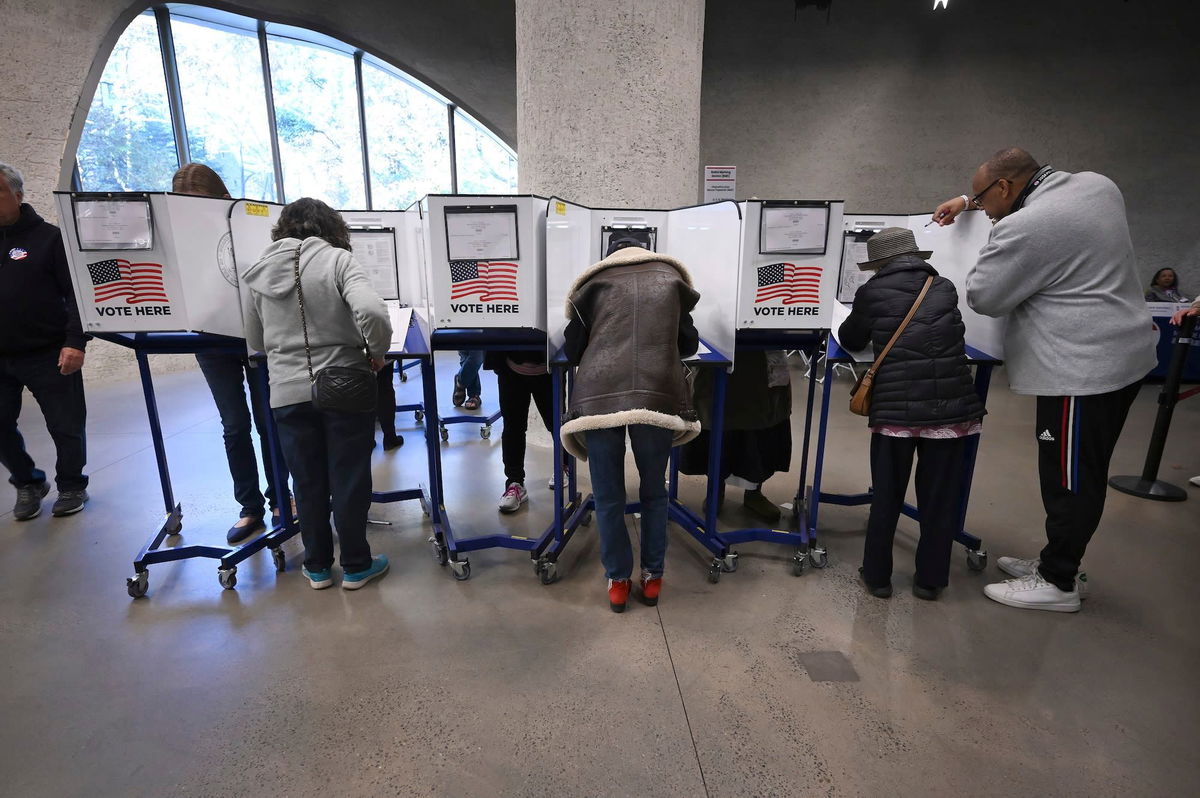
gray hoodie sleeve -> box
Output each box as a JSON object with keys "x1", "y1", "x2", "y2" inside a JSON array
[
  {"x1": 335, "y1": 250, "x2": 392, "y2": 358},
  {"x1": 966, "y1": 218, "x2": 1055, "y2": 318},
  {"x1": 243, "y1": 291, "x2": 265, "y2": 353}
]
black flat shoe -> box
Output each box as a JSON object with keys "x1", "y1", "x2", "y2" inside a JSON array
[
  {"x1": 227, "y1": 516, "x2": 265, "y2": 545},
  {"x1": 383, "y1": 433, "x2": 404, "y2": 450},
  {"x1": 859, "y1": 567, "x2": 893, "y2": 598},
  {"x1": 912, "y1": 583, "x2": 943, "y2": 601}
]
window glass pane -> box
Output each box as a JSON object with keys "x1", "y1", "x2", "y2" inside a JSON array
[
  {"x1": 454, "y1": 110, "x2": 517, "y2": 194},
  {"x1": 172, "y1": 18, "x2": 276, "y2": 201},
  {"x1": 76, "y1": 13, "x2": 178, "y2": 191},
  {"x1": 267, "y1": 37, "x2": 365, "y2": 207},
  {"x1": 362, "y1": 63, "x2": 451, "y2": 209}
]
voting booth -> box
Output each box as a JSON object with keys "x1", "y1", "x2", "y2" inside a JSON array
[
  {"x1": 837, "y1": 210, "x2": 1002, "y2": 357},
  {"x1": 737, "y1": 200, "x2": 845, "y2": 332},
  {"x1": 544, "y1": 198, "x2": 742, "y2": 369},
  {"x1": 422, "y1": 195, "x2": 549, "y2": 331},
  {"x1": 55, "y1": 191, "x2": 242, "y2": 336}
]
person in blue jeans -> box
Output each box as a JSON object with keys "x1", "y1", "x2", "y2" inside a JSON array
[
  {"x1": 453, "y1": 350, "x2": 484, "y2": 410},
  {"x1": 560, "y1": 232, "x2": 700, "y2": 613},
  {"x1": 242, "y1": 198, "x2": 393, "y2": 590},
  {"x1": 173, "y1": 163, "x2": 290, "y2": 544}
]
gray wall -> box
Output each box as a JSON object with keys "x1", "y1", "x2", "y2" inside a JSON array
[{"x1": 701, "y1": 0, "x2": 1200, "y2": 290}]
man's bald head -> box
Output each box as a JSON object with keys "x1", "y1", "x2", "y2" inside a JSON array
[{"x1": 981, "y1": 148, "x2": 1039, "y2": 182}]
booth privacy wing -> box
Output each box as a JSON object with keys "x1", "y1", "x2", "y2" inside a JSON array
[
  {"x1": 544, "y1": 197, "x2": 595, "y2": 357},
  {"x1": 666, "y1": 200, "x2": 741, "y2": 368},
  {"x1": 55, "y1": 191, "x2": 240, "y2": 336}
]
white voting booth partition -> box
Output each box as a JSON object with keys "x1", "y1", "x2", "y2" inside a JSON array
[
  {"x1": 227, "y1": 199, "x2": 426, "y2": 350},
  {"x1": 836, "y1": 210, "x2": 1002, "y2": 357},
  {"x1": 543, "y1": 198, "x2": 741, "y2": 368},
  {"x1": 55, "y1": 191, "x2": 241, "y2": 335},
  {"x1": 423, "y1": 195, "x2": 549, "y2": 331},
  {"x1": 737, "y1": 200, "x2": 846, "y2": 332}
]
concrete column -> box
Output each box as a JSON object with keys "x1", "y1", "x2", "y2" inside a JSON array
[{"x1": 515, "y1": 0, "x2": 705, "y2": 208}]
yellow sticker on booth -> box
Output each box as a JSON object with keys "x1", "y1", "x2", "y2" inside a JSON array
[
  {"x1": 245, "y1": 203, "x2": 269, "y2": 217},
  {"x1": 555, "y1": 201, "x2": 566, "y2": 216}
]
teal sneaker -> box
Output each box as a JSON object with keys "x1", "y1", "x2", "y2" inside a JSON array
[
  {"x1": 302, "y1": 566, "x2": 334, "y2": 590},
  {"x1": 342, "y1": 554, "x2": 389, "y2": 590}
]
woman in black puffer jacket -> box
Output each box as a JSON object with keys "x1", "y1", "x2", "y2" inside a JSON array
[{"x1": 838, "y1": 227, "x2": 984, "y2": 601}]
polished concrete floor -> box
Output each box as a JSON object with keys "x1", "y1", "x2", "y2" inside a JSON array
[{"x1": 1, "y1": 353, "x2": 1197, "y2": 797}]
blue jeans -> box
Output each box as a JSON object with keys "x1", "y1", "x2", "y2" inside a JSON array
[
  {"x1": 585, "y1": 424, "x2": 674, "y2": 580},
  {"x1": 196, "y1": 352, "x2": 289, "y2": 518},
  {"x1": 273, "y1": 401, "x2": 375, "y2": 574},
  {"x1": 457, "y1": 350, "x2": 483, "y2": 398},
  {"x1": 0, "y1": 348, "x2": 88, "y2": 491}
]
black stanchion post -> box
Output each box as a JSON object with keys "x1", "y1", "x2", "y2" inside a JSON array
[{"x1": 1109, "y1": 314, "x2": 1196, "y2": 501}]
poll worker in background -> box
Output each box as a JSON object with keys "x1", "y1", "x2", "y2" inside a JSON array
[
  {"x1": 0, "y1": 161, "x2": 90, "y2": 520},
  {"x1": 1170, "y1": 299, "x2": 1200, "y2": 489},
  {"x1": 838, "y1": 227, "x2": 985, "y2": 601},
  {"x1": 933, "y1": 147, "x2": 1157, "y2": 613},
  {"x1": 242, "y1": 198, "x2": 392, "y2": 591},
  {"x1": 560, "y1": 231, "x2": 700, "y2": 613},
  {"x1": 1144, "y1": 268, "x2": 1190, "y2": 303},
  {"x1": 483, "y1": 349, "x2": 566, "y2": 513},
  {"x1": 172, "y1": 163, "x2": 292, "y2": 543}
]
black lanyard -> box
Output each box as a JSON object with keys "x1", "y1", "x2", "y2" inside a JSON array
[{"x1": 1011, "y1": 165, "x2": 1055, "y2": 213}]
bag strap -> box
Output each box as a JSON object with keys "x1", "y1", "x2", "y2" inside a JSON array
[
  {"x1": 292, "y1": 245, "x2": 316, "y2": 384},
  {"x1": 863, "y1": 275, "x2": 935, "y2": 378}
]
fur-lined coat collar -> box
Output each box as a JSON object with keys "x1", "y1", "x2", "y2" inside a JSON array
[{"x1": 565, "y1": 246, "x2": 694, "y2": 318}]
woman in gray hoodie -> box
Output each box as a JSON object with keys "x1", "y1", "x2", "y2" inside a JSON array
[{"x1": 242, "y1": 198, "x2": 392, "y2": 590}]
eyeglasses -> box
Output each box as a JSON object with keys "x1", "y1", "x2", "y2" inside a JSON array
[{"x1": 969, "y1": 178, "x2": 1004, "y2": 209}]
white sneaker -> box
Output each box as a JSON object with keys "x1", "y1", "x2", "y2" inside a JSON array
[
  {"x1": 498, "y1": 482, "x2": 529, "y2": 513},
  {"x1": 997, "y1": 556, "x2": 1089, "y2": 599},
  {"x1": 983, "y1": 573, "x2": 1081, "y2": 613},
  {"x1": 547, "y1": 469, "x2": 569, "y2": 490},
  {"x1": 1189, "y1": 475, "x2": 1200, "y2": 488}
]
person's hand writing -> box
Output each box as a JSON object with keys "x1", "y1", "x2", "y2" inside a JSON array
[{"x1": 931, "y1": 195, "x2": 969, "y2": 227}]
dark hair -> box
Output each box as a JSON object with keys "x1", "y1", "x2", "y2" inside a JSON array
[
  {"x1": 172, "y1": 163, "x2": 230, "y2": 198},
  {"x1": 606, "y1": 229, "x2": 653, "y2": 257},
  {"x1": 1150, "y1": 268, "x2": 1178, "y2": 289},
  {"x1": 271, "y1": 197, "x2": 352, "y2": 251}
]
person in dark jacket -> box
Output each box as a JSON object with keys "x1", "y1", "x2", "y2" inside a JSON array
[
  {"x1": 0, "y1": 162, "x2": 90, "y2": 520},
  {"x1": 838, "y1": 227, "x2": 985, "y2": 601},
  {"x1": 561, "y1": 232, "x2": 700, "y2": 613}
]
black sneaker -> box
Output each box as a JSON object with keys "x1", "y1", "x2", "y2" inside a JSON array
[
  {"x1": 14, "y1": 482, "x2": 50, "y2": 521},
  {"x1": 858, "y1": 566, "x2": 893, "y2": 598},
  {"x1": 912, "y1": 583, "x2": 943, "y2": 601},
  {"x1": 51, "y1": 489, "x2": 89, "y2": 517}
]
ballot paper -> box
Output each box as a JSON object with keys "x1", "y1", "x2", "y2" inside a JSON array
[
  {"x1": 445, "y1": 207, "x2": 519, "y2": 261},
  {"x1": 74, "y1": 197, "x2": 153, "y2": 250},
  {"x1": 386, "y1": 303, "x2": 414, "y2": 351},
  {"x1": 683, "y1": 340, "x2": 712, "y2": 362},
  {"x1": 759, "y1": 205, "x2": 827, "y2": 254},
  {"x1": 838, "y1": 238, "x2": 872, "y2": 303},
  {"x1": 830, "y1": 301, "x2": 873, "y2": 362}
]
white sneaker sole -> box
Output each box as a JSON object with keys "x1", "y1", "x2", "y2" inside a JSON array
[
  {"x1": 983, "y1": 587, "x2": 1080, "y2": 613},
  {"x1": 52, "y1": 502, "x2": 87, "y2": 517},
  {"x1": 997, "y1": 560, "x2": 1089, "y2": 599},
  {"x1": 342, "y1": 562, "x2": 389, "y2": 590}
]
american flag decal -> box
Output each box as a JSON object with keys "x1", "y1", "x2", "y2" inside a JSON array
[
  {"x1": 449, "y1": 260, "x2": 519, "y2": 302},
  {"x1": 755, "y1": 262, "x2": 821, "y2": 305},
  {"x1": 87, "y1": 259, "x2": 168, "y2": 304}
]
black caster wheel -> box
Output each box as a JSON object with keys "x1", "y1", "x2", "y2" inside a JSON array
[
  {"x1": 270, "y1": 547, "x2": 286, "y2": 573},
  {"x1": 440, "y1": 426, "x2": 449, "y2": 442},
  {"x1": 707, "y1": 562, "x2": 721, "y2": 584},
  {"x1": 449, "y1": 559, "x2": 471, "y2": 581},
  {"x1": 399, "y1": 372, "x2": 408, "y2": 383},
  {"x1": 481, "y1": 425, "x2": 491, "y2": 440},
  {"x1": 429, "y1": 536, "x2": 448, "y2": 565},
  {"x1": 966, "y1": 549, "x2": 988, "y2": 572},
  {"x1": 721, "y1": 552, "x2": 739, "y2": 573},
  {"x1": 792, "y1": 554, "x2": 806, "y2": 577},
  {"x1": 809, "y1": 546, "x2": 828, "y2": 569},
  {"x1": 414, "y1": 409, "x2": 424, "y2": 423},
  {"x1": 127, "y1": 571, "x2": 148, "y2": 598},
  {"x1": 218, "y1": 567, "x2": 237, "y2": 590},
  {"x1": 539, "y1": 561, "x2": 559, "y2": 585},
  {"x1": 165, "y1": 519, "x2": 183, "y2": 536}
]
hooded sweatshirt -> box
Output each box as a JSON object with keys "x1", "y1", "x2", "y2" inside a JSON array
[
  {"x1": 966, "y1": 170, "x2": 1156, "y2": 395},
  {"x1": 241, "y1": 236, "x2": 391, "y2": 408},
  {"x1": 0, "y1": 204, "x2": 88, "y2": 356}
]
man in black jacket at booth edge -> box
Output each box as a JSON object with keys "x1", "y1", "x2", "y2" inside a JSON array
[{"x1": 0, "y1": 161, "x2": 90, "y2": 520}]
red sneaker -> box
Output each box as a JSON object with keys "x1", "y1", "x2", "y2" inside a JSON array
[
  {"x1": 608, "y1": 579, "x2": 631, "y2": 613},
  {"x1": 640, "y1": 572, "x2": 662, "y2": 606}
]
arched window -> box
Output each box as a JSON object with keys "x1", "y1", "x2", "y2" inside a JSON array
[{"x1": 74, "y1": 6, "x2": 517, "y2": 206}]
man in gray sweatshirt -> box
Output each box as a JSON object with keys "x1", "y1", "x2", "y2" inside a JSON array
[{"x1": 934, "y1": 148, "x2": 1156, "y2": 613}]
